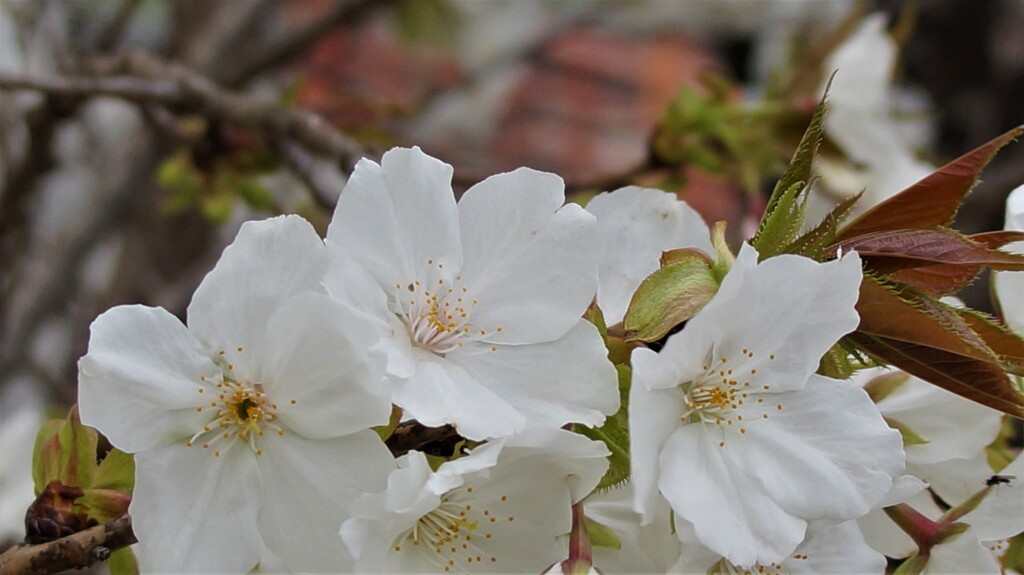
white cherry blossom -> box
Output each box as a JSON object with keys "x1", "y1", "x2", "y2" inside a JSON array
[
  {"x1": 629, "y1": 244, "x2": 904, "y2": 568},
  {"x1": 671, "y1": 519, "x2": 887, "y2": 574},
  {"x1": 585, "y1": 186, "x2": 712, "y2": 325},
  {"x1": 78, "y1": 216, "x2": 395, "y2": 573},
  {"x1": 340, "y1": 428, "x2": 609, "y2": 573},
  {"x1": 993, "y1": 184, "x2": 1024, "y2": 336},
  {"x1": 326, "y1": 147, "x2": 617, "y2": 440}
]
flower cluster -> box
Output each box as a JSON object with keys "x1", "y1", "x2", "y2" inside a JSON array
[{"x1": 77, "y1": 148, "x2": 1023, "y2": 573}]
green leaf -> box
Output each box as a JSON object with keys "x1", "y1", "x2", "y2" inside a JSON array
[
  {"x1": 788, "y1": 191, "x2": 862, "y2": 259},
  {"x1": 236, "y1": 177, "x2": 277, "y2": 211},
  {"x1": 200, "y1": 189, "x2": 235, "y2": 224},
  {"x1": 77, "y1": 488, "x2": 132, "y2": 523},
  {"x1": 752, "y1": 88, "x2": 828, "y2": 256},
  {"x1": 394, "y1": 0, "x2": 460, "y2": 48},
  {"x1": 92, "y1": 448, "x2": 135, "y2": 492},
  {"x1": 623, "y1": 250, "x2": 718, "y2": 342},
  {"x1": 584, "y1": 516, "x2": 622, "y2": 550},
  {"x1": 108, "y1": 547, "x2": 140, "y2": 575},
  {"x1": 751, "y1": 181, "x2": 808, "y2": 258},
  {"x1": 577, "y1": 365, "x2": 632, "y2": 491},
  {"x1": 32, "y1": 419, "x2": 64, "y2": 494},
  {"x1": 58, "y1": 407, "x2": 98, "y2": 489},
  {"x1": 838, "y1": 125, "x2": 1024, "y2": 240}
]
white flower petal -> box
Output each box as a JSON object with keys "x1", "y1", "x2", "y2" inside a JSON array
[
  {"x1": 783, "y1": 521, "x2": 887, "y2": 574},
  {"x1": 324, "y1": 251, "x2": 417, "y2": 379},
  {"x1": 188, "y1": 215, "x2": 327, "y2": 382},
  {"x1": 924, "y1": 527, "x2": 1001, "y2": 575},
  {"x1": 78, "y1": 305, "x2": 219, "y2": 453},
  {"x1": 393, "y1": 352, "x2": 525, "y2": 440},
  {"x1": 909, "y1": 451, "x2": 993, "y2": 509},
  {"x1": 878, "y1": 376, "x2": 1002, "y2": 466},
  {"x1": 327, "y1": 147, "x2": 462, "y2": 290},
  {"x1": 457, "y1": 168, "x2": 598, "y2": 343},
  {"x1": 257, "y1": 431, "x2": 394, "y2": 572},
  {"x1": 731, "y1": 376, "x2": 903, "y2": 522},
  {"x1": 658, "y1": 425, "x2": 807, "y2": 568},
  {"x1": 962, "y1": 454, "x2": 1024, "y2": 542},
  {"x1": 691, "y1": 245, "x2": 863, "y2": 393},
  {"x1": 628, "y1": 347, "x2": 687, "y2": 523},
  {"x1": 496, "y1": 428, "x2": 610, "y2": 502},
  {"x1": 131, "y1": 443, "x2": 263, "y2": 573},
  {"x1": 585, "y1": 482, "x2": 681, "y2": 574},
  {"x1": 586, "y1": 186, "x2": 713, "y2": 325},
  {"x1": 260, "y1": 293, "x2": 391, "y2": 439},
  {"x1": 452, "y1": 320, "x2": 618, "y2": 431},
  {"x1": 859, "y1": 488, "x2": 940, "y2": 559}
]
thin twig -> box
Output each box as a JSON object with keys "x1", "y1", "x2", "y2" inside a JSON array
[
  {"x1": 223, "y1": 0, "x2": 393, "y2": 88},
  {"x1": 94, "y1": 0, "x2": 143, "y2": 52},
  {"x1": 0, "y1": 514, "x2": 136, "y2": 575},
  {"x1": 273, "y1": 137, "x2": 342, "y2": 211}
]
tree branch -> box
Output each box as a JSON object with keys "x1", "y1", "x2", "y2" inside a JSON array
[
  {"x1": 222, "y1": 0, "x2": 394, "y2": 88},
  {"x1": 0, "y1": 51, "x2": 369, "y2": 173},
  {"x1": 0, "y1": 514, "x2": 136, "y2": 575}
]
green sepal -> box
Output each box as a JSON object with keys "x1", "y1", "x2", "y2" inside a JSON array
[
  {"x1": 623, "y1": 250, "x2": 718, "y2": 343},
  {"x1": 893, "y1": 553, "x2": 929, "y2": 575},
  {"x1": 584, "y1": 516, "x2": 622, "y2": 550},
  {"x1": 373, "y1": 405, "x2": 404, "y2": 442},
  {"x1": 884, "y1": 418, "x2": 930, "y2": 448},
  {"x1": 863, "y1": 370, "x2": 911, "y2": 404}
]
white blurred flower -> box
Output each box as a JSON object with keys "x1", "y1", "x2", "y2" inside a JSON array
[
  {"x1": 326, "y1": 147, "x2": 618, "y2": 440},
  {"x1": 78, "y1": 216, "x2": 395, "y2": 573},
  {"x1": 814, "y1": 13, "x2": 934, "y2": 216},
  {"x1": 629, "y1": 244, "x2": 904, "y2": 567},
  {"x1": 341, "y1": 428, "x2": 609, "y2": 573},
  {"x1": 0, "y1": 377, "x2": 47, "y2": 543},
  {"x1": 585, "y1": 186, "x2": 712, "y2": 326},
  {"x1": 993, "y1": 185, "x2": 1024, "y2": 336}
]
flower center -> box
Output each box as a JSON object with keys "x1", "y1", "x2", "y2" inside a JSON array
[
  {"x1": 186, "y1": 347, "x2": 286, "y2": 457},
  {"x1": 681, "y1": 348, "x2": 783, "y2": 448},
  {"x1": 390, "y1": 485, "x2": 513, "y2": 572},
  {"x1": 393, "y1": 259, "x2": 502, "y2": 355}
]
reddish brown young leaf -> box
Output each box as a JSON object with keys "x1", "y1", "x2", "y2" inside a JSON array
[
  {"x1": 839, "y1": 229, "x2": 1024, "y2": 269},
  {"x1": 955, "y1": 309, "x2": 1024, "y2": 375},
  {"x1": 857, "y1": 278, "x2": 997, "y2": 363},
  {"x1": 837, "y1": 125, "x2": 1024, "y2": 240},
  {"x1": 970, "y1": 230, "x2": 1024, "y2": 250},
  {"x1": 838, "y1": 228, "x2": 1024, "y2": 294},
  {"x1": 847, "y1": 332, "x2": 1024, "y2": 418},
  {"x1": 851, "y1": 278, "x2": 1024, "y2": 417},
  {"x1": 883, "y1": 263, "x2": 985, "y2": 295}
]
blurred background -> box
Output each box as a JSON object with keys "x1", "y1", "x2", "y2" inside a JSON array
[{"x1": 1, "y1": 0, "x2": 1023, "y2": 549}]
